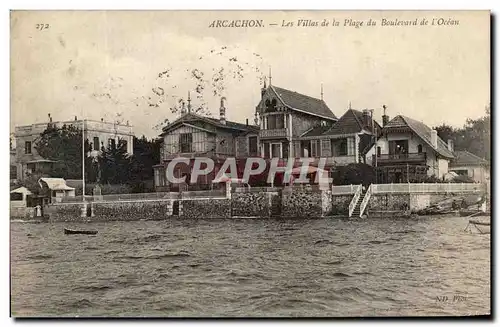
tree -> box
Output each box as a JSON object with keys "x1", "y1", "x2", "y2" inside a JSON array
[
  {"x1": 98, "y1": 139, "x2": 131, "y2": 184},
  {"x1": 127, "y1": 135, "x2": 161, "y2": 192},
  {"x1": 34, "y1": 124, "x2": 92, "y2": 179},
  {"x1": 434, "y1": 104, "x2": 491, "y2": 160}
]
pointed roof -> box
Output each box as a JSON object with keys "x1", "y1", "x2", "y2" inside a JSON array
[
  {"x1": 160, "y1": 112, "x2": 259, "y2": 136},
  {"x1": 451, "y1": 150, "x2": 489, "y2": 167},
  {"x1": 384, "y1": 115, "x2": 454, "y2": 159},
  {"x1": 322, "y1": 109, "x2": 381, "y2": 136},
  {"x1": 268, "y1": 85, "x2": 337, "y2": 121}
]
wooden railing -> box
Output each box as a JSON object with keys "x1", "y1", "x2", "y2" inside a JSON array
[
  {"x1": 374, "y1": 152, "x2": 427, "y2": 164},
  {"x1": 359, "y1": 184, "x2": 373, "y2": 217},
  {"x1": 259, "y1": 128, "x2": 288, "y2": 139},
  {"x1": 371, "y1": 183, "x2": 484, "y2": 194},
  {"x1": 348, "y1": 185, "x2": 363, "y2": 217}
]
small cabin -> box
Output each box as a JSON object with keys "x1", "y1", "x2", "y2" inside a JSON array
[{"x1": 38, "y1": 178, "x2": 75, "y2": 203}]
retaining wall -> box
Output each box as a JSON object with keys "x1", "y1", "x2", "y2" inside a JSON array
[
  {"x1": 231, "y1": 192, "x2": 273, "y2": 217},
  {"x1": 181, "y1": 198, "x2": 231, "y2": 219}
]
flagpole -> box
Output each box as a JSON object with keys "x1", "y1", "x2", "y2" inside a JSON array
[{"x1": 82, "y1": 118, "x2": 85, "y2": 202}]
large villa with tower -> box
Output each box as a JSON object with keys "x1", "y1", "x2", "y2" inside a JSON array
[{"x1": 153, "y1": 79, "x2": 459, "y2": 190}]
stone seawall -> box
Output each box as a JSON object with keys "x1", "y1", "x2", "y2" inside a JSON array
[
  {"x1": 231, "y1": 192, "x2": 273, "y2": 217},
  {"x1": 181, "y1": 199, "x2": 231, "y2": 219},
  {"x1": 49, "y1": 200, "x2": 173, "y2": 222},
  {"x1": 282, "y1": 190, "x2": 322, "y2": 218},
  {"x1": 329, "y1": 195, "x2": 352, "y2": 216},
  {"x1": 93, "y1": 200, "x2": 172, "y2": 221},
  {"x1": 41, "y1": 188, "x2": 479, "y2": 222},
  {"x1": 48, "y1": 203, "x2": 85, "y2": 222}
]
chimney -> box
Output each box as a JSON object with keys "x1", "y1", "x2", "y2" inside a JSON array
[
  {"x1": 219, "y1": 97, "x2": 226, "y2": 125},
  {"x1": 261, "y1": 80, "x2": 267, "y2": 99},
  {"x1": 246, "y1": 118, "x2": 249, "y2": 126},
  {"x1": 74, "y1": 116, "x2": 77, "y2": 121},
  {"x1": 431, "y1": 129, "x2": 438, "y2": 148},
  {"x1": 382, "y1": 105, "x2": 389, "y2": 127},
  {"x1": 254, "y1": 111, "x2": 259, "y2": 126},
  {"x1": 362, "y1": 109, "x2": 372, "y2": 128},
  {"x1": 180, "y1": 100, "x2": 187, "y2": 115},
  {"x1": 101, "y1": 118, "x2": 104, "y2": 122},
  {"x1": 447, "y1": 139, "x2": 454, "y2": 152},
  {"x1": 48, "y1": 113, "x2": 52, "y2": 123},
  {"x1": 187, "y1": 91, "x2": 192, "y2": 113}
]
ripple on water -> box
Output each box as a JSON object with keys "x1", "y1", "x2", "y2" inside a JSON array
[{"x1": 10, "y1": 217, "x2": 491, "y2": 317}]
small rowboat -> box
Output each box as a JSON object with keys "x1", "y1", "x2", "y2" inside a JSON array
[
  {"x1": 64, "y1": 228, "x2": 98, "y2": 235},
  {"x1": 464, "y1": 218, "x2": 490, "y2": 234},
  {"x1": 469, "y1": 219, "x2": 490, "y2": 226}
]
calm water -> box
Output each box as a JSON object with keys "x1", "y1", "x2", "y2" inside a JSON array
[{"x1": 11, "y1": 216, "x2": 490, "y2": 317}]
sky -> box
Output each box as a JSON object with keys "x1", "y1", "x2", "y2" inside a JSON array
[{"x1": 10, "y1": 10, "x2": 490, "y2": 140}]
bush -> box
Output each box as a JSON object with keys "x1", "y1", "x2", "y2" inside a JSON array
[
  {"x1": 450, "y1": 174, "x2": 475, "y2": 183},
  {"x1": 74, "y1": 183, "x2": 133, "y2": 196},
  {"x1": 331, "y1": 163, "x2": 375, "y2": 187}
]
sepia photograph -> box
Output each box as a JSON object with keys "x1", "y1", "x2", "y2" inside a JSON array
[{"x1": 9, "y1": 9, "x2": 491, "y2": 318}]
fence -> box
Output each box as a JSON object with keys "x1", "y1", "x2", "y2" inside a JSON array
[
  {"x1": 58, "y1": 189, "x2": 227, "y2": 203},
  {"x1": 371, "y1": 183, "x2": 484, "y2": 194},
  {"x1": 331, "y1": 184, "x2": 361, "y2": 195}
]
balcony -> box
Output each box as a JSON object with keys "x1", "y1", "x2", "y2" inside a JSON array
[
  {"x1": 374, "y1": 152, "x2": 427, "y2": 165},
  {"x1": 259, "y1": 128, "x2": 288, "y2": 139}
]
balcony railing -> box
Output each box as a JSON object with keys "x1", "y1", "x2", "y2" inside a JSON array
[
  {"x1": 259, "y1": 128, "x2": 288, "y2": 139},
  {"x1": 374, "y1": 152, "x2": 427, "y2": 164}
]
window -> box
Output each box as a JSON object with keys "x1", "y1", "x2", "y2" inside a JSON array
[
  {"x1": 265, "y1": 99, "x2": 278, "y2": 112},
  {"x1": 267, "y1": 115, "x2": 276, "y2": 129},
  {"x1": 377, "y1": 146, "x2": 381, "y2": 157},
  {"x1": 179, "y1": 133, "x2": 193, "y2": 153},
  {"x1": 321, "y1": 139, "x2": 331, "y2": 157},
  {"x1": 311, "y1": 140, "x2": 319, "y2": 157},
  {"x1": 417, "y1": 144, "x2": 423, "y2": 153},
  {"x1": 109, "y1": 138, "x2": 116, "y2": 149},
  {"x1": 248, "y1": 136, "x2": 258, "y2": 156},
  {"x1": 282, "y1": 142, "x2": 289, "y2": 158},
  {"x1": 454, "y1": 169, "x2": 469, "y2": 176},
  {"x1": 25, "y1": 141, "x2": 32, "y2": 154},
  {"x1": 93, "y1": 137, "x2": 100, "y2": 151},
  {"x1": 122, "y1": 140, "x2": 128, "y2": 151},
  {"x1": 271, "y1": 143, "x2": 281, "y2": 158},
  {"x1": 264, "y1": 143, "x2": 270, "y2": 158},
  {"x1": 337, "y1": 139, "x2": 348, "y2": 156},
  {"x1": 276, "y1": 115, "x2": 285, "y2": 129},
  {"x1": 10, "y1": 193, "x2": 22, "y2": 201}
]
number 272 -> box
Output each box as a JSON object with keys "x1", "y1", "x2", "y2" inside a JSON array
[{"x1": 36, "y1": 24, "x2": 49, "y2": 30}]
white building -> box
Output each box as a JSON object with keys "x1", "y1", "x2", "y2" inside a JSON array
[{"x1": 14, "y1": 115, "x2": 134, "y2": 180}]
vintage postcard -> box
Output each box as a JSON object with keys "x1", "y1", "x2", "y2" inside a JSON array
[{"x1": 10, "y1": 10, "x2": 490, "y2": 318}]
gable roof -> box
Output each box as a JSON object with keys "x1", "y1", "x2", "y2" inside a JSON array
[
  {"x1": 301, "y1": 125, "x2": 332, "y2": 137},
  {"x1": 322, "y1": 109, "x2": 381, "y2": 136},
  {"x1": 451, "y1": 150, "x2": 489, "y2": 167},
  {"x1": 384, "y1": 115, "x2": 454, "y2": 159},
  {"x1": 268, "y1": 85, "x2": 337, "y2": 121},
  {"x1": 38, "y1": 178, "x2": 75, "y2": 191},
  {"x1": 161, "y1": 112, "x2": 259, "y2": 136}
]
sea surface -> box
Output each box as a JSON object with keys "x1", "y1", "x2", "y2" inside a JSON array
[{"x1": 11, "y1": 216, "x2": 490, "y2": 317}]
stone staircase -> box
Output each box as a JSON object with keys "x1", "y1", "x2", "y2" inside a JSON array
[{"x1": 351, "y1": 187, "x2": 367, "y2": 218}]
